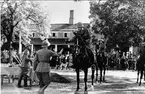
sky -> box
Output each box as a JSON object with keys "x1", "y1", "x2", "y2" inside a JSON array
[{"x1": 37, "y1": 1, "x2": 90, "y2": 24}]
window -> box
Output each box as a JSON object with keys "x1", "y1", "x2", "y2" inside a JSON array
[
  {"x1": 64, "y1": 33, "x2": 68, "y2": 37},
  {"x1": 32, "y1": 32, "x2": 40, "y2": 38},
  {"x1": 33, "y1": 33, "x2": 35, "y2": 37},
  {"x1": 52, "y1": 33, "x2": 56, "y2": 37}
]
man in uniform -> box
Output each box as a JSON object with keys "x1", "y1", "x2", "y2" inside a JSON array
[
  {"x1": 72, "y1": 22, "x2": 91, "y2": 46},
  {"x1": 69, "y1": 22, "x2": 95, "y2": 66},
  {"x1": 33, "y1": 39, "x2": 59, "y2": 94}
]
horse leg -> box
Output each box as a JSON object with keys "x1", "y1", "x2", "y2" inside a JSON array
[
  {"x1": 137, "y1": 70, "x2": 139, "y2": 83},
  {"x1": 100, "y1": 68, "x2": 102, "y2": 83},
  {"x1": 103, "y1": 66, "x2": 106, "y2": 82},
  {"x1": 144, "y1": 70, "x2": 145, "y2": 81},
  {"x1": 65, "y1": 62, "x2": 68, "y2": 70},
  {"x1": 59, "y1": 63, "x2": 62, "y2": 70},
  {"x1": 91, "y1": 65, "x2": 95, "y2": 86},
  {"x1": 84, "y1": 68, "x2": 88, "y2": 91},
  {"x1": 96, "y1": 64, "x2": 98, "y2": 82},
  {"x1": 139, "y1": 70, "x2": 143, "y2": 86},
  {"x1": 76, "y1": 69, "x2": 80, "y2": 91}
]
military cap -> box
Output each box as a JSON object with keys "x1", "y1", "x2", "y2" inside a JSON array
[
  {"x1": 77, "y1": 22, "x2": 84, "y2": 28},
  {"x1": 42, "y1": 40, "x2": 50, "y2": 47}
]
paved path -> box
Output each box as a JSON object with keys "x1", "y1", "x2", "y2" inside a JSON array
[{"x1": 1, "y1": 70, "x2": 145, "y2": 94}]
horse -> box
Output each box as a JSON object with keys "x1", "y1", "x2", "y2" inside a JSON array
[
  {"x1": 95, "y1": 49, "x2": 108, "y2": 83},
  {"x1": 72, "y1": 36, "x2": 95, "y2": 91},
  {"x1": 136, "y1": 45, "x2": 145, "y2": 86},
  {"x1": 90, "y1": 53, "x2": 98, "y2": 86},
  {"x1": 91, "y1": 40, "x2": 108, "y2": 83},
  {"x1": 136, "y1": 55, "x2": 145, "y2": 86}
]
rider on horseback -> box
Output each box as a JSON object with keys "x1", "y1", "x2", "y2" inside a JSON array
[
  {"x1": 73, "y1": 22, "x2": 91, "y2": 47},
  {"x1": 69, "y1": 22, "x2": 95, "y2": 67}
]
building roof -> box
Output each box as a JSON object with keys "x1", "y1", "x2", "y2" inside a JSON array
[
  {"x1": 50, "y1": 23, "x2": 89, "y2": 31},
  {"x1": 30, "y1": 38, "x2": 71, "y2": 45}
]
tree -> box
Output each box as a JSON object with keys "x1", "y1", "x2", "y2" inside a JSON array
[
  {"x1": 1, "y1": 0, "x2": 51, "y2": 63},
  {"x1": 89, "y1": 0, "x2": 145, "y2": 52}
]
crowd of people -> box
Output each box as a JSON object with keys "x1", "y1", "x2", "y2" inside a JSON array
[
  {"x1": 49, "y1": 51, "x2": 73, "y2": 70},
  {"x1": 107, "y1": 50, "x2": 138, "y2": 71}
]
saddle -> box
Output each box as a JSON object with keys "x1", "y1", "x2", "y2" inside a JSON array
[
  {"x1": 81, "y1": 46, "x2": 94, "y2": 65},
  {"x1": 72, "y1": 45, "x2": 95, "y2": 69}
]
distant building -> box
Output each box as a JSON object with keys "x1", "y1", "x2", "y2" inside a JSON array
[{"x1": 30, "y1": 10, "x2": 89, "y2": 53}]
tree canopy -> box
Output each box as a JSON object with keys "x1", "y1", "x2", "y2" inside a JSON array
[
  {"x1": 90, "y1": 0, "x2": 145, "y2": 52},
  {"x1": 1, "y1": 0, "x2": 51, "y2": 63},
  {"x1": 1, "y1": 0, "x2": 51, "y2": 47}
]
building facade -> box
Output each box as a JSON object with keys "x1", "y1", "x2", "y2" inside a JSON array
[
  {"x1": 30, "y1": 23, "x2": 76, "y2": 53},
  {"x1": 30, "y1": 10, "x2": 89, "y2": 54}
]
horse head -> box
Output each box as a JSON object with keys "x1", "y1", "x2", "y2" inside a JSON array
[{"x1": 74, "y1": 45, "x2": 80, "y2": 55}]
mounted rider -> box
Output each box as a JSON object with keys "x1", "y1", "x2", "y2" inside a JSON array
[
  {"x1": 73, "y1": 22, "x2": 91, "y2": 46},
  {"x1": 69, "y1": 22, "x2": 95, "y2": 66}
]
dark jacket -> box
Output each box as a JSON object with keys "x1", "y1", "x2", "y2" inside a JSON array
[{"x1": 70, "y1": 28, "x2": 91, "y2": 47}]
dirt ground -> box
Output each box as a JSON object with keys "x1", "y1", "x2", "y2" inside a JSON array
[{"x1": 1, "y1": 69, "x2": 145, "y2": 94}]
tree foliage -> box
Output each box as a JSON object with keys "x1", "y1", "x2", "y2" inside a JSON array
[
  {"x1": 90, "y1": 0, "x2": 145, "y2": 52},
  {"x1": 1, "y1": 0, "x2": 51, "y2": 46},
  {"x1": 1, "y1": 0, "x2": 51, "y2": 63}
]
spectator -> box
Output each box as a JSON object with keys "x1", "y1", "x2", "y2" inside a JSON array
[{"x1": 17, "y1": 44, "x2": 32, "y2": 88}]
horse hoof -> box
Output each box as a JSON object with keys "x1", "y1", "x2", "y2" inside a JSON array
[
  {"x1": 91, "y1": 85, "x2": 94, "y2": 91},
  {"x1": 74, "y1": 90, "x2": 79, "y2": 94},
  {"x1": 76, "y1": 88, "x2": 79, "y2": 91},
  {"x1": 84, "y1": 88, "x2": 88, "y2": 92},
  {"x1": 99, "y1": 81, "x2": 102, "y2": 84},
  {"x1": 84, "y1": 90, "x2": 88, "y2": 94},
  {"x1": 36, "y1": 91, "x2": 41, "y2": 94},
  {"x1": 103, "y1": 78, "x2": 105, "y2": 81},
  {"x1": 103, "y1": 80, "x2": 106, "y2": 83}
]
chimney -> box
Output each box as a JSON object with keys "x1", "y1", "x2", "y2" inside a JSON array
[{"x1": 69, "y1": 10, "x2": 74, "y2": 24}]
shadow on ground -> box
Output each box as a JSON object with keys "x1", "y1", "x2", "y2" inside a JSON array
[
  {"x1": 53, "y1": 72, "x2": 145, "y2": 93},
  {"x1": 51, "y1": 73, "x2": 71, "y2": 83},
  {"x1": 1, "y1": 71, "x2": 145, "y2": 94}
]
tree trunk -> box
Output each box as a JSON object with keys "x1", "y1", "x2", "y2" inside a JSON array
[
  {"x1": 8, "y1": 24, "x2": 14, "y2": 64},
  {"x1": 7, "y1": 40, "x2": 13, "y2": 64}
]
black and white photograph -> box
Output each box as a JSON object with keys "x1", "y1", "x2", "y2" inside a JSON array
[{"x1": 1, "y1": 0, "x2": 145, "y2": 94}]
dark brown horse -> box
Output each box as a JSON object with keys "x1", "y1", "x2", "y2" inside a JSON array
[
  {"x1": 91, "y1": 41, "x2": 108, "y2": 84},
  {"x1": 136, "y1": 45, "x2": 145, "y2": 86},
  {"x1": 72, "y1": 36, "x2": 95, "y2": 91},
  {"x1": 136, "y1": 56, "x2": 145, "y2": 86},
  {"x1": 96, "y1": 51, "x2": 108, "y2": 83}
]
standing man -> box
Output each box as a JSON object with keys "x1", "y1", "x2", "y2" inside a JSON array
[
  {"x1": 18, "y1": 44, "x2": 32, "y2": 88},
  {"x1": 33, "y1": 39, "x2": 59, "y2": 94}
]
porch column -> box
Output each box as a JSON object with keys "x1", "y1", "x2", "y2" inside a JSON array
[
  {"x1": 54, "y1": 44, "x2": 58, "y2": 52},
  {"x1": 68, "y1": 45, "x2": 70, "y2": 54},
  {"x1": 19, "y1": 31, "x2": 22, "y2": 55},
  {"x1": 68, "y1": 45, "x2": 70, "y2": 48},
  {"x1": 31, "y1": 44, "x2": 34, "y2": 57}
]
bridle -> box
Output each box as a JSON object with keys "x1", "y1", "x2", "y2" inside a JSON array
[
  {"x1": 74, "y1": 38, "x2": 80, "y2": 55},
  {"x1": 73, "y1": 34, "x2": 88, "y2": 56}
]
